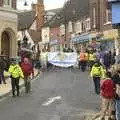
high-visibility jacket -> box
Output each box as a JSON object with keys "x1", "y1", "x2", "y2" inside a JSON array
[
  {"x1": 85, "y1": 53, "x2": 89, "y2": 61},
  {"x1": 89, "y1": 53, "x2": 96, "y2": 61},
  {"x1": 9, "y1": 64, "x2": 24, "y2": 78},
  {"x1": 91, "y1": 65, "x2": 104, "y2": 77}
]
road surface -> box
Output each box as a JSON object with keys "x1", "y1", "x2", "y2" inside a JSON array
[{"x1": 0, "y1": 68, "x2": 100, "y2": 120}]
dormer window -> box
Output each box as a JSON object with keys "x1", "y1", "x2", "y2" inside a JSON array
[{"x1": 3, "y1": 0, "x2": 12, "y2": 7}]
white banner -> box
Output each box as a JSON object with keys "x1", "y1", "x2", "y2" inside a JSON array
[{"x1": 48, "y1": 52, "x2": 77, "y2": 67}]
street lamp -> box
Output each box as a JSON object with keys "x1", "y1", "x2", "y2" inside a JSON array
[{"x1": 24, "y1": 0, "x2": 28, "y2": 6}]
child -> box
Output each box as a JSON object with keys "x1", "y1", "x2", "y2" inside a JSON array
[{"x1": 101, "y1": 72, "x2": 115, "y2": 120}]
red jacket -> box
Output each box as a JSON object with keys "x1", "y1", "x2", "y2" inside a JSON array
[
  {"x1": 21, "y1": 62, "x2": 33, "y2": 77},
  {"x1": 101, "y1": 78, "x2": 115, "y2": 99}
]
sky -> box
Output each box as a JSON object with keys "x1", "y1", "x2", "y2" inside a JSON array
[{"x1": 17, "y1": 0, "x2": 65, "y2": 10}]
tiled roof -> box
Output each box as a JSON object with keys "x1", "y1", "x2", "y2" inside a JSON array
[{"x1": 18, "y1": 10, "x2": 36, "y2": 31}]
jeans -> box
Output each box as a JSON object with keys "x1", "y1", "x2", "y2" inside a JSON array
[
  {"x1": 24, "y1": 76, "x2": 31, "y2": 93},
  {"x1": 116, "y1": 100, "x2": 120, "y2": 120},
  {"x1": 80, "y1": 61, "x2": 86, "y2": 72},
  {"x1": 93, "y1": 77, "x2": 100, "y2": 94}
]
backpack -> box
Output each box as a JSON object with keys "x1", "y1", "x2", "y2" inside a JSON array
[{"x1": 116, "y1": 84, "x2": 120, "y2": 97}]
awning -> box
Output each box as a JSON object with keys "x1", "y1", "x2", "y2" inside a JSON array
[{"x1": 72, "y1": 33, "x2": 90, "y2": 44}]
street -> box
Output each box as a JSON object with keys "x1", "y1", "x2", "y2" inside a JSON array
[{"x1": 0, "y1": 68, "x2": 100, "y2": 120}]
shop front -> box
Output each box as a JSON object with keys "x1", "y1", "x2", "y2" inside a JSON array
[
  {"x1": 72, "y1": 33, "x2": 91, "y2": 52},
  {"x1": 100, "y1": 29, "x2": 118, "y2": 51}
]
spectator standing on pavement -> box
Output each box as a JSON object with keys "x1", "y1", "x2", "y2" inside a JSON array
[
  {"x1": 21, "y1": 58, "x2": 34, "y2": 93},
  {"x1": 91, "y1": 61, "x2": 104, "y2": 94},
  {"x1": 112, "y1": 67, "x2": 120, "y2": 120},
  {"x1": 101, "y1": 72, "x2": 115, "y2": 120},
  {"x1": 0, "y1": 58, "x2": 6, "y2": 84},
  {"x1": 103, "y1": 51, "x2": 111, "y2": 70},
  {"x1": 9, "y1": 58, "x2": 24, "y2": 97}
]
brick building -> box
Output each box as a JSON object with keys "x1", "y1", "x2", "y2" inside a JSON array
[
  {"x1": 89, "y1": 0, "x2": 118, "y2": 50},
  {"x1": 0, "y1": 0, "x2": 17, "y2": 57}
]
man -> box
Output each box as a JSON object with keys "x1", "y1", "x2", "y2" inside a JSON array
[
  {"x1": 88, "y1": 51, "x2": 96, "y2": 70},
  {"x1": 103, "y1": 51, "x2": 111, "y2": 70},
  {"x1": 40, "y1": 49, "x2": 48, "y2": 69},
  {"x1": 9, "y1": 58, "x2": 24, "y2": 97},
  {"x1": 21, "y1": 58, "x2": 34, "y2": 93},
  {"x1": 79, "y1": 50, "x2": 87, "y2": 72},
  {"x1": 91, "y1": 61, "x2": 104, "y2": 94}
]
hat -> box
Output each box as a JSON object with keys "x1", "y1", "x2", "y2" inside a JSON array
[{"x1": 10, "y1": 57, "x2": 17, "y2": 62}]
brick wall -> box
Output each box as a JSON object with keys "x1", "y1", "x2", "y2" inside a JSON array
[
  {"x1": 35, "y1": 4, "x2": 44, "y2": 31},
  {"x1": 90, "y1": 0, "x2": 112, "y2": 33}
]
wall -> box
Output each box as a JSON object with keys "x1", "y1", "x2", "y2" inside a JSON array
[{"x1": 0, "y1": 8, "x2": 17, "y2": 57}]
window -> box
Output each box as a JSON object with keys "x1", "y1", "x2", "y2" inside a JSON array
[
  {"x1": 106, "y1": 9, "x2": 112, "y2": 23},
  {"x1": 93, "y1": 7, "x2": 96, "y2": 28},
  {"x1": 3, "y1": 0, "x2": 11, "y2": 7}
]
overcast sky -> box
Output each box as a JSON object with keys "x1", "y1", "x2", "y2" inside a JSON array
[{"x1": 17, "y1": 0, "x2": 65, "y2": 10}]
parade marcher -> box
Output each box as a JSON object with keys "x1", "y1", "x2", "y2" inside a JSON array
[
  {"x1": 79, "y1": 50, "x2": 87, "y2": 72},
  {"x1": 21, "y1": 58, "x2": 34, "y2": 93},
  {"x1": 91, "y1": 61, "x2": 104, "y2": 94},
  {"x1": 101, "y1": 72, "x2": 115, "y2": 120},
  {"x1": 88, "y1": 51, "x2": 96, "y2": 70},
  {"x1": 9, "y1": 58, "x2": 24, "y2": 97},
  {"x1": 0, "y1": 58, "x2": 6, "y2": 84},
  {"x1": 40, "y1": 49, "x2": 48, "y2": 69},
  {"x1": 112, "y1": 67, "x2": 120, "y2": 120}
]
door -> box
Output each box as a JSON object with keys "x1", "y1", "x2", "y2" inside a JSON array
[{"x1": 1, "y1": 31, "x2": 10, "y2": 56}]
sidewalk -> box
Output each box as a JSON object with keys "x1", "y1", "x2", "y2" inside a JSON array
[
  {"x1": 86, "y1": 112, "x2": 115, "y2": 120},
  {"x1": 0, "y1": 69, "x2": 39, "y2": 98}
]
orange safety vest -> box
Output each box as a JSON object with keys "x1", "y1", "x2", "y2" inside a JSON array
[{"x1": 79, "y1": 52, "x2": 86, "y2": 61}]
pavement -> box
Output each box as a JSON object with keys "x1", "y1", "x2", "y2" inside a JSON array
[
  {"x1": 0, "y1": 68, "x2": 39, "y2": 98},
  {"x1": 0, "y1": 68, "x2": 101, "y2": 120}
]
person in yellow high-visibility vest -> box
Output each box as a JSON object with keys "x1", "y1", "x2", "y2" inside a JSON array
[
  {"x1": 9, "y1": 58, "x2": 24, "y2": 97},
  {"x1": 91, "y1": 61, "x2": 104, "y2": 94},
  {"x1": 88, "y1": 51, "x2": 96, "y2": 70}
]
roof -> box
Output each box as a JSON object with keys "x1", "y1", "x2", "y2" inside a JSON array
[
  {"x1": 46, "y1": 0, "x2": 89, "y2": 27},
  {"x1": 28, "y1": 30, "x2": 41, "y2": 43},
  {"x1": 45, "y1": 8, "x2": 62, "y2": 14},
  {"x1": 18, "y1": 10, "x2": 36, "y2": 31}
]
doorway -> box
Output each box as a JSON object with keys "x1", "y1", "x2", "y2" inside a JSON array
[{"x1": 1, "y1": 31, "x2": 10, "y2": 56}]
